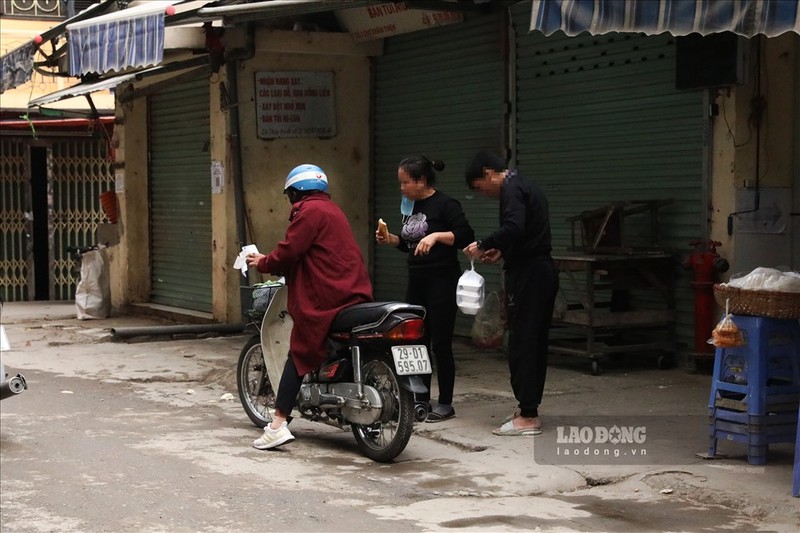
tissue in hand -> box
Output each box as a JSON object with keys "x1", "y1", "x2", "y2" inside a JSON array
[{"x1": 233, "y1": 244, "x2": 259, "y2": 276}]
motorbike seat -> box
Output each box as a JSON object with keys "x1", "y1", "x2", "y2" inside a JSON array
[{"x1": 331, "y1": 301, "x2": 425, "y2": 334}]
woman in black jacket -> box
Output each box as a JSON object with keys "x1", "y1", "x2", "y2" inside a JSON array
[{"x1": 376, "y1": 155, "x2": 474, "y2": 422}]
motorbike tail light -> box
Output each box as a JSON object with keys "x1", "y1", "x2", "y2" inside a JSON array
[
  {"x1": 385, "y1": 318, "x2": 425, "y2": 341},
  {"x1": 320, "y1": 361, "x2": 341, "y2": 380}
]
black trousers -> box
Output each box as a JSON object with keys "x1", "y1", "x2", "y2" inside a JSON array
[
  {"x1": 505, "y1": 257, "x2": 559, "y2": 418},
  {"x1": 275, "y1": 355, "x2": 303, "y2": 416},
  {"x1": 406, "y1": 264, "x2": 460, "y2": 406}
]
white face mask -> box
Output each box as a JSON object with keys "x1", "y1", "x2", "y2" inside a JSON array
[{"x1": 400, "y1": 195, "x2": 415, "y2": 216}]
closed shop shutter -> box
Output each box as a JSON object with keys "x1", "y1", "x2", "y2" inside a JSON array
[
  {"x1": 373, "y1": 12, "x2": 506, "y2": 336},
  {"x1": 149, "y1": 79, "x2": 212, "y2": 312},
  {"x1": 511, "y1": 3, "x2": 707, "y2": 350}
]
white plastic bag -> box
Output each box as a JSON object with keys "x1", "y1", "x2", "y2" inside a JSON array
[
  {"x1": 75, "y1": 248, "x2": 110, "y2": 320},
  {"x1": 456, "y1": 259, "x2": 485, "y2": 315},
  {"x1": 727, "y1": 267, "x2": 800, "y2": 293}
]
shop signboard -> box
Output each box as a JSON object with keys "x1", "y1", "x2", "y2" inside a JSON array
[
  {"x1": 336, "y1": 2, "x2": 463, "y2": 43},
  {"x1": 254, "y1": 71, "x2": 335, "y2": 139}
]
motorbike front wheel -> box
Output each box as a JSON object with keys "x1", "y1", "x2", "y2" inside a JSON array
[
  {"x1": 237, "y1": 335, "x2": 275, "y2": 428},
  {"x1": 351, "y1": 357, "x2": 414, "y2": 463}
]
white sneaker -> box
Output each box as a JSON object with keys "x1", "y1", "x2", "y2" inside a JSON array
[{"x1": 252, "y1": 421, "x2": 295, "y2": 450}]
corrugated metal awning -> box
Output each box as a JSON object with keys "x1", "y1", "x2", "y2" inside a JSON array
[
  {"x1": 27, "y1": 70, "x2": 146, "y2": 108},
  {"x1": 28, "y1": 56, "x2": 209, "y2": 108},
  {"x1": 1, "y1": 116, "x2": 115, "y2": 130},
  {"x1": 197, "y1": 0, "x2": 385, "y2": 24},
  {"x1": 165, "y1": 0, "x2": 242, "y2": 25},
  {"x1": 530, "y1": 0, "x2": 800, "y2": 37}
]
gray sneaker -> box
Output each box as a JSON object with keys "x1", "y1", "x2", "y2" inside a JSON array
[{"x1": 252, "y1": 421, "x2": 295, "y2": 450}]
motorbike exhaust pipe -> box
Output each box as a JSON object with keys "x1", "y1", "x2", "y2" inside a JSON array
[
  {"x1": 413, "y1": 402, "x2": 429, "y2": 423},
  {"x1": 0, "y1": 374, "x2": 27, "y2": 400}
]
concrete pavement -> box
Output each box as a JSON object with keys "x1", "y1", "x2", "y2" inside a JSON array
[{"x1": 1, "y1": 301, "x2": 798, "y2": 531}]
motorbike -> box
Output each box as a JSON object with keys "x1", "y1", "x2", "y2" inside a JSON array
[
  {"x1": 237, "y1": 284, "x2": 431, "y2": 462},
  {"x1": 1, "y1": 302, "x2": 27, "y2": 400}
]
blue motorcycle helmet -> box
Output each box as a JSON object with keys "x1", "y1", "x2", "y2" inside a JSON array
[{"x1": 284, "y1": 164, "x2": 328, "y2": 193}]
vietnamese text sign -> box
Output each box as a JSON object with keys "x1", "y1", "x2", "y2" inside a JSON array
[
  {"x1": 255, "y1": 71, "x2": 335, "y2": 139},
  {"x1": 336, "y1": 2, "x2": 464, "y2": 43}
]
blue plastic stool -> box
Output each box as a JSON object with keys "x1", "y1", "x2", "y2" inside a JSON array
[
  {"x1": 707, "y1": 315, "x2": 800, "y2": 465},
  {"x1": 794, "y1": 407, "x2": 800, "y2": 497}
]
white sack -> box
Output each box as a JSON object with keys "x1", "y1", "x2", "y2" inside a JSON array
[{"x1": 75, "y1": 249, "x2": 110, "y2": 320}]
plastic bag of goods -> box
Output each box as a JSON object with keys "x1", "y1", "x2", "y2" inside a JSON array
[
  {"x1": 471, "y1": 291, "x2": 505, "y2": 349},
  {"x1": 709, "y1": 312, "x2": 745, "y2": 348},
  {"x1": 456, "y1": 260, "x2": 485, "y2": 315}
]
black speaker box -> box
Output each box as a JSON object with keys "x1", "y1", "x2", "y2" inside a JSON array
[{"x1": 676, "y1": 32, "x2": 746, "y2": 90}]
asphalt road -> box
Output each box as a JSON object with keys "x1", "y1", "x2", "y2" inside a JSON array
[{"x1": 2, "y1": 305, "x2": 799, "y2": 532}]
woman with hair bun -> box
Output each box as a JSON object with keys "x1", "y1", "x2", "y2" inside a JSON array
[{"x1": 375, "y1": 155, "x2": 474, "y2": 422}]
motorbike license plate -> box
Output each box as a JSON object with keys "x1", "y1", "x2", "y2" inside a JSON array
[{"x1": 391, "y1": 345, "x2": 431, "y2": 375}]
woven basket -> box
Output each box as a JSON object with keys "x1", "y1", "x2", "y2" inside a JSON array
[{"x1": 713, "y1": 284, "x2": 800, "y2": 319}]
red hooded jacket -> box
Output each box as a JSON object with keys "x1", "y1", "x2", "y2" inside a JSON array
[{"x1": 258, "y1": 193, "x2": 373, "y2": 374}]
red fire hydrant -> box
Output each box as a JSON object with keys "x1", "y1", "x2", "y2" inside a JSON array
[{"x1": 684, "y1": 240, "x2": 729, "y2": 356}]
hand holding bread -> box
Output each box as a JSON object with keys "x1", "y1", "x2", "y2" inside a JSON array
[{"x1": 377, "y1": 218, "x2": 389, "y2": 240}]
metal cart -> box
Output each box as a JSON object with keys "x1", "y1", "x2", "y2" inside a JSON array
[{"x1": 550, "y1": 252, "x2": 677, "y2": 375}]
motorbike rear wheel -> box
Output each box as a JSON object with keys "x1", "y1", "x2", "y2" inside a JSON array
[
  {"x1": 351, "y1": 357, "x2": 414, "y2": 463},
  {"x1": 237, "y1": 335, "x2": 275, "y2": 428}
]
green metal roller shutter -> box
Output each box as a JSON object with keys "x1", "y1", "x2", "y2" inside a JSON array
[
  {"x1": 149, "y1": 79, "x2": 212, "y2": 312},
  {"x1": 511, "y1": 3, "x2": 706, "y2": 352},
  {"x1": 373, "y1": 12, "x2": 506, "y2": 336}
]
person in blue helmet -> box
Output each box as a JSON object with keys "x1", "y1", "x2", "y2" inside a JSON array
[{"x1": 246, "y1": 164, "x2": 373, "y2": 450}]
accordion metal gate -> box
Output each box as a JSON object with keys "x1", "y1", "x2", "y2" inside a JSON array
[{"x1": 0, "y1": 136, "x2": 114, "y2": 302}]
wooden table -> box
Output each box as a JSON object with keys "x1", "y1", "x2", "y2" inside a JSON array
[{"x1": 550, "y1": 252, "x2": 677, "y2": 374}]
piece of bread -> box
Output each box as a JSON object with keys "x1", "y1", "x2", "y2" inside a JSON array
[{"x1": 377, "y1": 218, "x2": 389, "y2": 240}]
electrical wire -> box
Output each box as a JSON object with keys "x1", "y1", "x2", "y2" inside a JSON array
[
  {"x1": 720, "y1": 95, "x2": 752, "y2": 148},
  {"x1": 727, "y1": 35, "x2": 765, "y2": 235}
]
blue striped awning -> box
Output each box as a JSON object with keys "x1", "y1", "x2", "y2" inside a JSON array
[
  {"x1": 530, "y1": 0, "x2": 800, "y2": 37},
  {"x1": 0, "y1": 0, "x2": 117, "y2": 94},
  {"x1": 0, "y1": 42, "x2": 36, "y2": 93},
  {"x1": 67, "y1": 2, "x2": 175, "y2": 75}
]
